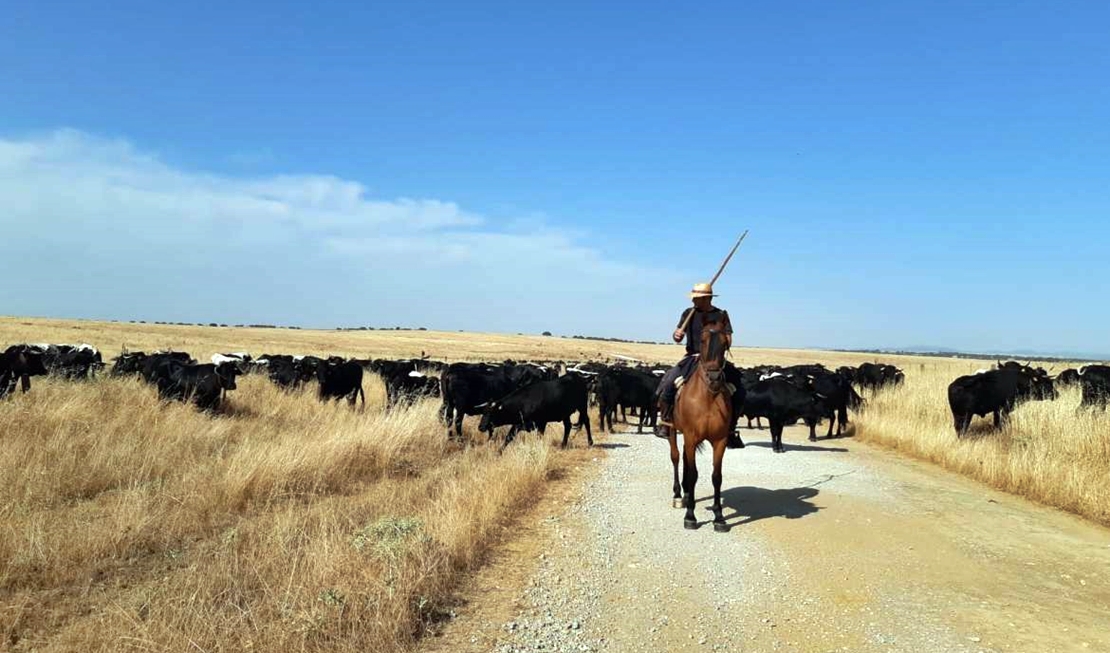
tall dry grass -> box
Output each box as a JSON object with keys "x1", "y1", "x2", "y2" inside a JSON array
[
  {"x1": 854, "y1": 361, "x2": 1110, "y2": 526},
  {"x1": 0, "y1": 372, "x2": 586, "y2": 652}
]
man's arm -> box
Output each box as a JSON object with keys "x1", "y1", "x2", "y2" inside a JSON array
[
  {"x1": 673, "y1": 308, "x2": 693, "y2": 343},
  {"x1": 722, "y1": 310, "x2": 734, "y2": 349}
]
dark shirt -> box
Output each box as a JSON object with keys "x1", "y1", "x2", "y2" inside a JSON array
[{"x1": 677, "y1": 306, "x2": 733, "y2": 355}]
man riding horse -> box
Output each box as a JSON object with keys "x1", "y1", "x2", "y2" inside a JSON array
[{"x1": 654, "y1": 282, "x2": 733, "y2": 439}]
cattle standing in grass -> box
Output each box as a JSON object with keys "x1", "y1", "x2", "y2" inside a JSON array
[
  {"x1": 317, "y1": 360, "x2": 365, "y2": 406},
  {"x1": 111, "y1": 351, "x2": 149, "y2": 377},
  {"x1": 1056, "y1": 368, "x2": 1081, "y2": 388},
  {"x1": 1, "y1": 346, "x2": 48, "y2": 398},
  {"x1": 262, "y1": 356, "x2": 301, "y2": 389},
  {"x1": 854, "y1": 362, "x2": 904, "y2": 391},
  {"x1": 1078, "y1": 365, "x2": 1110, "y2": 409},
  {"x1": 49, "y1": 345, "x2": 104, "y2": 379},
  {"x1": 257, "y1": 355, "x2": 320, "y2": 389},
  {"x1": 139, "y1": 352, "x2": 196, "y2": 385},
  {"x1": 440, "y1": 363, "x2": 549, "y2": 440},
  {"x1": 369, "y1": 359, "x2": 442, "y2": 407},
  {"x1": 148, "y1": 360, "x2": 241, "y2": 411},
  {"x1": 947, "y1": 365, "x2": 1057, "y2": 436},
  {"x1": 24, "y1": 343, "x2": 104, "y2": 380},
  {"x1": 478, "y1": 373, "x2": 593, "y2": 448}
]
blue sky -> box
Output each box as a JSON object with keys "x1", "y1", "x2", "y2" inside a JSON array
[{"x1": 2, "y1": 2, "x2": 1109, "y2": 355}]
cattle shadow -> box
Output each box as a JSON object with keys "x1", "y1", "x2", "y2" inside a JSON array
[
  {"x1": 593, "y1": 442, "x2": 631, "y2": 449},
  {"x1": 747, "y1": 441, "x2": 849, "y2": 453},
  {"x1": 700, "y1": 486, "x2": 822, "y2": 526}
]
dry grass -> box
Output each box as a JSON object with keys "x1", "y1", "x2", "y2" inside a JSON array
[
  {"x1": 4, "y1": 315, "x2": 1109, "y2": 649},
  {"x1": 854, "y1": 360, "x2": 1110, "y2": 526},
  {"x1": 0, "y1": 353, "x2": 590, "y2": 651}
]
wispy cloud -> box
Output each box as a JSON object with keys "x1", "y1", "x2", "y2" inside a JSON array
[{"x1": 0, "y1": 129, "x2": 678, "y2": 337}]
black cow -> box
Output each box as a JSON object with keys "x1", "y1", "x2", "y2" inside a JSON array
[
  {"x1": 738, "y1": 367, "x2": 774, "y2": 429},
  {"x1": 22, "y1": 344, "x2": 104, "y2": 380},
  {"x1": 317, "y1": 360, "x2": 365, "y2": 406},
  {"x1": 140, "y1": 352, "x2": 196, "y2": 385},
  {"x1": 596, "y1": 367, "x2": 657, "y2": 433},
  {"x1": 48, "y1": 345, "x2": 105, "y2": 379},
  {"x1": 774, "y1": 366, "x2": 862, "y2": 440},
  {"x1": 149, "y1": 360, "x2": 241, "y2": 411},
  {"x1": 1056, "y1": 368, "x2": 1082, "y2": 388},
  {"x1": 741, "y1": 376, "x2": 827, "y2": 453},
  {"x1": 369, "y1": 359, "x2": 442, "y2": 407},
  {"x1": 854, "y1": 362, "x2": 904, "y2": 391},
  {"x1": 440, "y1": 363, "x2": 549, "y2": 440},
  {"x1": 258, "y1": 355, "x2": 319, "y2": 390},
  {"x1": 478, "y1": 373, "x2": 593, "y2": 448},
  {"x1": 1, "y1": 346, "x2": 49, "y2": 398},
  {"x1": 1078, "y1": 365, "x2": 1110, "y2": 409},
  {"x1": 111, "y1": 351, "x2": 150, "y2": 377},
  {"x1": 947, "y1": 365, "x2": 1057, "y2": 436},
  {"x1": 263, "y1": 356, "x2": 301, "y2": 389}
]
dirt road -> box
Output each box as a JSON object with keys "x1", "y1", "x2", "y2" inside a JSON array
[{"x1": 430, "y1": 425, "x2": 1110, "y2": 653}]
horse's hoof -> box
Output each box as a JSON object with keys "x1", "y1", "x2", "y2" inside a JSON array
[
  {"x1": 672, "y1": 498, "x2": 684, "y2": 509},
  {"x1": 684, "y1": 519, "x2": 699, "y2": 530},
  {"x1": 713, "y1": 522, "x2": 729, "y2": 533},
  {"x1": 808, "y1": 437, "x2": 817, "y2": 442}
]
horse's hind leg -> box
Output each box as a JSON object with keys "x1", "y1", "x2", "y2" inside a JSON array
[
  {"x1": 669, "y1": 433, "x2": 682, "y2": 508},
  {"x1": 682, "y1": 443, "x2": 699, "y2": 529},
  {"x1": 711, "y1": 438, "x2": 728, "y2": 532}
]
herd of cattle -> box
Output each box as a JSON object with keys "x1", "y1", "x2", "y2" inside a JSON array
[{"x1": 2, "y1": 342, "x2": 1109, "y2": 442}]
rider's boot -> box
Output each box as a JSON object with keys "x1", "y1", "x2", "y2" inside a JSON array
[{"x1": 653, "y1": 401, "x2": 674, "y2": 439}]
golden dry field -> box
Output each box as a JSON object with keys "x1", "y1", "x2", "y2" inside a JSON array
[
  {"x1": 854, "y1": 361, "x2": 1110, "y2": 526},
  {"x1": 1, "y1": 316, "x2": 1108, "y2": 650}
]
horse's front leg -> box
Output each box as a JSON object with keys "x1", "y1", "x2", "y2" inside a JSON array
[
  {"x1": 669, "y1": 432, "x2": 682, "y2": 508},
  {"x1": 711, "y1": 438, "x2": 728, "y2": 532},
  {"x1": 682, "y1": 444, "x2": 699, "y2": 529}
]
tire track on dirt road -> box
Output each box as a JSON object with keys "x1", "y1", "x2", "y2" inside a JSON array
[{"x1": 430, "y1": 425, "x2": 1110, "y2": 653}]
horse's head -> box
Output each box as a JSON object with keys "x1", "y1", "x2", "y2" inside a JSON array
[{"x1": 699, "y1": 325, "x2": 727, "y2": 393}]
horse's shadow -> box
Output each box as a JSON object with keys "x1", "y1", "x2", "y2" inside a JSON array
[
  {"x1": 747, "y1": 441, "x2": 849, "y2": 453},
  {"x1": 593, "y1": 442, "x2": 631, "y2": 450},
  {"x1": 698, "y1": 486, "x2": 821, "y2": 526}
]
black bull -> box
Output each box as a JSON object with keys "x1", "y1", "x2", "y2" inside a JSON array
[
  {"x1": 478, "y1": 374, "x2": 593, "y2": 448},
  {"x1": 947, "y1": 367, "x2": 1057, "y2": 435}
]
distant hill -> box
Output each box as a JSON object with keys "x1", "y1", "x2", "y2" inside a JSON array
[{"x1": 833, "y1": 345, "x2": 1108, "y2": 364}]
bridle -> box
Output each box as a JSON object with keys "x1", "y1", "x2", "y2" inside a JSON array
[{"x1": 699, "y1": 326, "x2": 727, "y2": 395}]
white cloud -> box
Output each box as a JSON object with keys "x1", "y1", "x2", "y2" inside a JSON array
[{"x1": 0, "y1": 129, "x2": 679, "y2": 337}]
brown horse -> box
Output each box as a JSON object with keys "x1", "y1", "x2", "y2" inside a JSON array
[{"x1": 669, "y1": 320, "x2": 734, "y2": 532}]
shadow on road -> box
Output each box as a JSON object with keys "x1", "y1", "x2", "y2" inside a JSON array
[
  {"x1": 594, "y1": 442, "x2": 631, "y2": 449},
  {"x1": 746, "y1": 441, "x2": 849, "y2": 453},
  {"x1": 706, "y1": 486, "x2": 822, "y2": 525}
]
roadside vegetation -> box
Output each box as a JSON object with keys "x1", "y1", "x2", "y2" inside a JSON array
[
  {"x1": 854, "y1": 361, "x2": 1110, "y2": 526},
  {"x1": 0, "y1": 371, "x2": 588, "y2": 652}
]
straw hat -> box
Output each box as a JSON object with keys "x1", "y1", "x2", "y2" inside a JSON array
[{"x1": 689, "y1": 282, "x2": 716, "y2": 299}]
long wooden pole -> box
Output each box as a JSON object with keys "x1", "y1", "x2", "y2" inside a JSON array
[{"x1": 676, "y1": 230, "x2": 749, "y2": 337}]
